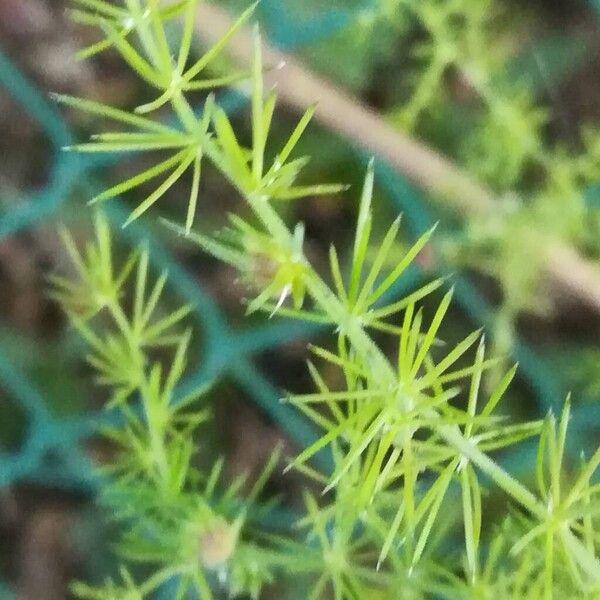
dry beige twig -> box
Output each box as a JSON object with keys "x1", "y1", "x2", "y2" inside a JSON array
[{"x1": 195, "y1": 3, "x2": 600, "y2": 313}]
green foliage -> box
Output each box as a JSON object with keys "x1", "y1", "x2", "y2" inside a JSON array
[
  {"x1": 50, "y1": 214, "x2": 192, "y2": 396},
  {"x1": 364, "y1": 0, "x2": 600, "y2": 354},
  {"x1": 52, "y1": 212, "x2": 284, "y2": 599},
  {"x1": 51, "y1": 1, "x2": 600, "y2": 598},
  {"x1": 72, "y1": 567, "x2": 146, "y2": 599},
  {"x1": 55, "y1": 5, "x2": 344, "y2": 233}
]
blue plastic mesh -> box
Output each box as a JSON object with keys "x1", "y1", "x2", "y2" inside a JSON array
[{"x1": 1, "y1": 1, "x2": 599, "y2": 594}]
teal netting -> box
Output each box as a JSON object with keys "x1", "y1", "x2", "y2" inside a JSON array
[{"x1": 1, "y1": 1, "x2": 600, "y2": 595}]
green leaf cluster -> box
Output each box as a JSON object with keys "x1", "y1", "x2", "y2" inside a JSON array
[
  {"x1": 52, "y1": 213, "x2": 283, "y2": 599},
  {"x1": 361, "y1": 0, "x2": 600, "y2": 354},
  {"x1": 51, "y1": 1, "x2": 600, "y2": 598}
]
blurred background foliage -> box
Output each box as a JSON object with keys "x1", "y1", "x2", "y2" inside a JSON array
[{"x1": 0, "y1": 0, "x2": 599, "y2": 597}]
